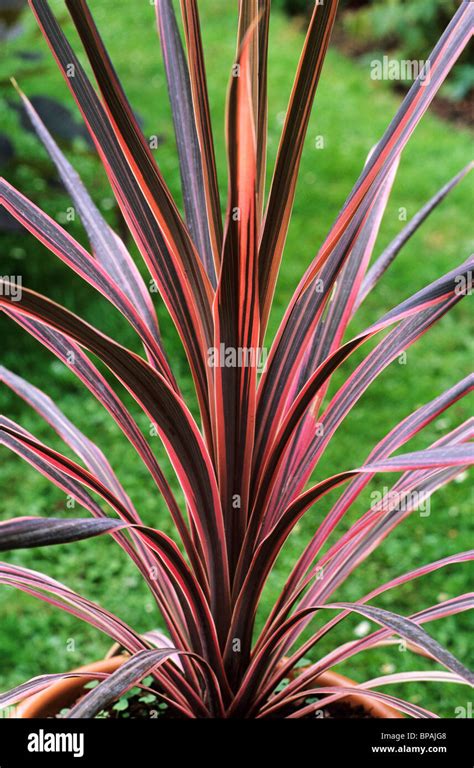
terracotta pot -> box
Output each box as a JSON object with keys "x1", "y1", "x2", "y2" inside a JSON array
[
  {"x1": 310, "y1": 669, "x2": 402, "y2": 718},
  {"x1": 14, "y1": 656, "x2": 126, "y2": 718},
  {"x1": 14, "y1": 657, "x2": 400, "y2": 718}
]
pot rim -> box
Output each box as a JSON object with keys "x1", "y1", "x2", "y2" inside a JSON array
[
  {"x1": 14, "y1": 655, "x2": 127, "y2": 719},
  {"x1": 311, "y1": 669, "x2": 402, "y2": 718},
  {"x1": 13, "y1": 657, "x2": 401, "y2": 719}
]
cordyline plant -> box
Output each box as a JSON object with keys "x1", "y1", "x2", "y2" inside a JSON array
[{"x1": 0, "y1": 0, "x2": 473, "y2": 719}]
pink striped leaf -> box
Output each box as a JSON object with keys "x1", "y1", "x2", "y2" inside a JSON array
[
  {"x1": 258, "y1": 0, "x2": 339, "y2": 337},
  {"x1": 0, "y1": 416, "x2": 115, "y2": 521},
  {"x1": 257, "y1": 596, "x2": 474, "y2": 717},
  {"x1": 252, "y1": 260, "x2": 471, "y2": 532},
  {"x1": 66, "y1": 648, "x2": 224, "y2": 719},
  {"x1": 212, "y1": 24, "x2": 260, "y2": 573},
  {"x1": 0, "y1": 565, "x2": 205, "y2": 714},
  {"x1": 29, "y1": 0, "x2": 215, "y2": 436},
  {"x1": 0, "y1": 365, "x2": 136, "y2": 516},
  {"x1": 356, "y1": 162, "x2": 474, "y2": 309},
  {"x1": 234, "y1": 553, "x2": 473, "y2": 717},
  {"x1": 0, "y1": 280, "x2": 230, "y2": 624},
  {"x1": 253, "y1": 251, "x2": 472, "y2": 511},
  {"x1": 12, "y1": 81, "x2": 163, "y2": 353},
  {"x1": 226, "y1": 443, "x2": 472, "y2": 679},
  {"x1": 155, "y1": 0, "x2": 216, "y2": 285},
  {"x1": 255, "y1": 1, "x2": 473, "y2": 459},
  {"x1": 0, "y1": 179, "x2": 174, "y2": 381},
  {"x1": 179, "y1": 0, "x2": 223, "y2": 270},
  {"x1": 0, "y1": 514, "x2": 228, "y2": 690},
  {"x1": 1, "y1": 312, "x2": 202, "y2": 580},
  {"x1": 0, "y1": 562, "x2": 147, "y2": 654},
  {"x1": 265, "y1": 377, "x2": 472, "y2": 627},
  {"x1": 263, "y1": 154, "x2": 400, "y2": 518}
]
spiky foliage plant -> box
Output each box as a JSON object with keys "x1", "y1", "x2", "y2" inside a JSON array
[{"x1": 0, "y1": 0, "x2": 473, "y2": 718}]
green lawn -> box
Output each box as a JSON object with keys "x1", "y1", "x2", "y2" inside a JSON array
[{"x1": 0, "y1": 0, "x2": 472, "y2": 715}]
